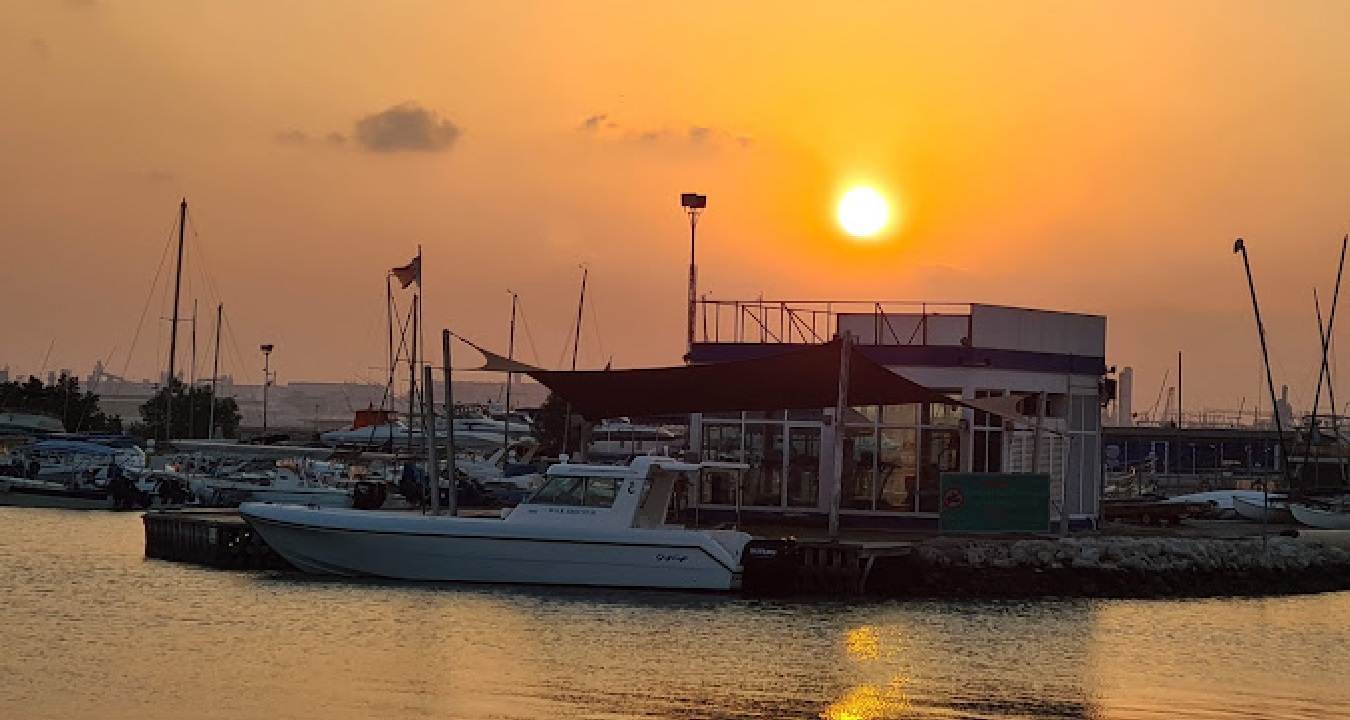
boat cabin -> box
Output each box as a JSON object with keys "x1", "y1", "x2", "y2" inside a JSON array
[{"x1": 507, "y1": 456, "x2": 745, "y2": 530}]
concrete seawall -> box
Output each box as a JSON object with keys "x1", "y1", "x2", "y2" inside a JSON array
[{"x1": 866, "y1": 535, "x2": 1350, "y2": 599}]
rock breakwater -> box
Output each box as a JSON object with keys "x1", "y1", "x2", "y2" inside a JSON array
[{"x1": 869, "y1": 536, "x2": 1350, "y2": 598}]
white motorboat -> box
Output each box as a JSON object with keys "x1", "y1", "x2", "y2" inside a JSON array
[
  {"x1": 9, "y1": 439, "x2": 146, "y2": 484},
  {"x1": 320, "y1": 422, "x2": 421, "y2": 450},
  {"x1": 241, "y1": 456, "x2": 753, "y2": 591},
  {"x1": 0, "y1": 476, "x2": 120, "y2": 509},
  {"x1": 189, "y1": 466, "x2": 353, "y2": 508},
  {"x1": 1162, "y1": 490, "x2": 1270, "y2": 517},
  {"x1": 320, "y1": 417, "x2": 514, "y2": 454},
  {"x1": 586, "y1": 418, "x2": 685, "y2": 459},
  {"x1": 1232, "y1": 494, "x2": 1296, "y2": 524},
  {"x1": 1290, "y1": 502, "x2": 1350, "y2": 530}
]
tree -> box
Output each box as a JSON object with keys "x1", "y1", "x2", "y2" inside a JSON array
[
  {"x1": 533, "y1": 392, "x2": 587, "y2": 456},
  {"x1": 134, "y1": 378, "x2": 241, "y2": 440},
  {"x1": 0, "y1": 374, "x2": 122, "y2": 433}
]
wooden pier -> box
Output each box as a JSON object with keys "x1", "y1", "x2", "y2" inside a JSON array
[
  {"x1": 143, "y1": 509, "x2": 290, "y2": 571},
  {"x1": 792, "y1": 540, "x2": 915, "y2": 595}
]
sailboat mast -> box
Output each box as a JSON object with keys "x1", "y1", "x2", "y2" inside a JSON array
[
  {"x1": 561, "y1": 267, "x2": 587, "y2": 454},
  {"x1": 386, "y1": 274, "x2": 395, "y2": 410},
  {"x1": 189, "y1": 299, "x2": 198, "y2": 438},
  {"x1": 165, "y1": 198, "x2": 187, "y2": 440},
  {"x1": 208, "y1": 303, "x2": 222, "y2": 440},
  {"x1": 1301, "y1": 236, "x2": 1349, "y2": 488},
  {"x1": 408, "y1": 296, "x2": 419, "y2": 456},
  {"x1": 503, "y1": 291, "x2": 518, "y2": 457},
  {"x1": 572, "y1": 267, "x2": 587, "y2": 372}
]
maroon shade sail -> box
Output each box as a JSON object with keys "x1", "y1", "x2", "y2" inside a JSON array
[{"x1": 521, "y1": 338, "x2": 960, "y2": 420}]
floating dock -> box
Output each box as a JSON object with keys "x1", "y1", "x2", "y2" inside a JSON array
[{"x1": 143, "y1": 509, "x2": 290, "y2": 571}]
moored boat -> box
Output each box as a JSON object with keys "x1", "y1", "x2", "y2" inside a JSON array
[
  {"x1": 1232, "y1": 494, "x2": 1296, "y2": 524},
  {"x1": 241, "y1": 456, "x2": 754, "y2": 591},
  {"x1": 1290, "y1": 502, "x2": 1350, "y2": 530}
]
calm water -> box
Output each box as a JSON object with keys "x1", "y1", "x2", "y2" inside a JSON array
[{"x1": 1, "y1": 509, "x2": 1348, "y2": 720}]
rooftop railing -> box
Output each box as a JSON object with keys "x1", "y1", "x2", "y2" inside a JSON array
[{"x1": 695, "y1": 299, "x2": 973, "y2": 345}]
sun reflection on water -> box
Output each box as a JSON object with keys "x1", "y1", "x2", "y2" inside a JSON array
[
  {"x1": 845, "y1": 626, "x2": 882, "y2": 661},
  {"x1": 821, "y1": 678, "x2": 913, "y2": 720}
]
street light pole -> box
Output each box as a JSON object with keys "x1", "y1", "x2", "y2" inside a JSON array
[
  {"x1": 681, "y1": 193, "x2": 707, "y2": 359},
  {"x1": 260, "y1": 344, "x2": 274, "y2": 435}
]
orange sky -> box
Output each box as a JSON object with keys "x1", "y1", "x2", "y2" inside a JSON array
[{"x1": 5, "y1": 1, "x2": 1350, "y2": 414}]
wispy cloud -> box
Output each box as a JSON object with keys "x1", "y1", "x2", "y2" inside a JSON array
[
  {"x1": 576, "y1": 113, "x2": 751, "y2": 151},
  {"x1": 274, "y1": 129, "x2": 310, "y2": 146}
]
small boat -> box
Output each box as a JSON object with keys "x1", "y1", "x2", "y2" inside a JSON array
[
  {"x1": 0, "y1": 476, "x2": 121, "y2": 509},
  {"x1": 1290, "y1": 502, "x2": 1350, "y2": 530},
  {"x1": 1232, "y1": 494, "x2": 1296, "y2": 524},
  {"x1": 1162, "y1": 490, "x2": 1271, "y2": 518},
  {"x1": 0, "y1": 469, "x2": 173, "y2": 510},
  {"x1": 8, "y1": 439, "x2": 146, "y2": 484},
  {"x1": 241, "y1": 456, "x2": 754, "y2": 591},
  {"x1": 187, "y1": 465, "x2": 354, "y2": 508}
]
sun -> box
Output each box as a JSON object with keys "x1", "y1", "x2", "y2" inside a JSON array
[{"x1": 837, "y1": 187, "x2": 889, "y2": 238}]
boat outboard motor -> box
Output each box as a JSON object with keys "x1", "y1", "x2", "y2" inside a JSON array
[
  {"x1": 156, "y1": 475, "x2": 191, "y2": 506},
  {"x1": 398, "y1": 462, "x2": 427, "y2": 504},
  {"x1": 739, "y1": 538, "x2": 801, "y2": 596}
]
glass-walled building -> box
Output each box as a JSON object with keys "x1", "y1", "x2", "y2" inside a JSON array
[{"x1": 688, "y1": 302, "x2": 1108, "y2": 529}]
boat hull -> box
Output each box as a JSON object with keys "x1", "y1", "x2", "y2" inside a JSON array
[
  {"x1": 1232, "y1": 495, "x2": 1296, "y2": 524},
  {"x1": 0, "y1": 479, "x2": 112, "y2": 509},
  {"x1": 1290, "y1": 503, "x2": 1350, "y2": 530},
  {"x1": 240, "y1": 503, "x2": 742, "y2": 591}
]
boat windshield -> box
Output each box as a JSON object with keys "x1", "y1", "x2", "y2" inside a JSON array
[{"x1": 528, "y1": 475, "x2": 623, "y2": 508}]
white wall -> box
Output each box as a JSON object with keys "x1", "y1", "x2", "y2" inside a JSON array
[{"x1": 971, "y1": 305, "x2": 1105, "y2": 357}]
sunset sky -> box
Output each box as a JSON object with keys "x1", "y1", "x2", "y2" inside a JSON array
[{"x1": 5, "y1": 1, "x2": 1350, "y2": 415}]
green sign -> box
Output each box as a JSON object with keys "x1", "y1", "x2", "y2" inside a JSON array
[{"x1": 938, "y1": 473, "x2": 1051, "y2": 534}]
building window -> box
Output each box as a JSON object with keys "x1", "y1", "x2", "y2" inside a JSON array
[
  {"x1": 842, "y1": 425, "x2": 877, "y2": 510},
  {"x1": 786, "y1": 427, "x2": 821, "y2": 507},
  {"x1": 743, "y1": 422, "x2": 783, "y2": 506},
  {"x1": 973, "y1": 389, "x2": 1005, "y2": 473},
  {"x1": 701, "y1": 423, "x2": 743, "y2": 463},
  {"x1": 918, "y1": 428, "x2": 960, "y2": 512},
  {"x1": 878, "y1": 427, "x2": 916, "y2": 511}
]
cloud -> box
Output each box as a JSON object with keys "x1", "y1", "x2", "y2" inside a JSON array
[
  {"x1": 580, "y1": 114, "x2": 608, "y2": 132},
  {"x1": 143, "y1": 170, "x2": 175, "y2": 184},
  {"x1": 30, "y1": 39, "x2": 50, "y2": 60},
  {"x1": 576, "y1": 113, "x2": 751, "y2": 151},
  {"x1": 353, "y1": 103, "x2": 461, "y2": 153},
  {"x1": 325, "y1": 132, "x2": 347, "y2": 146},
  {"x1": 275, "y1": 129, "x2": 310, "y2": 145}
]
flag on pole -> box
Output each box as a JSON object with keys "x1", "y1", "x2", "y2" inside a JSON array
[{"x1": 391, "y1": 257, "x2": 421, "y2": 289}]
